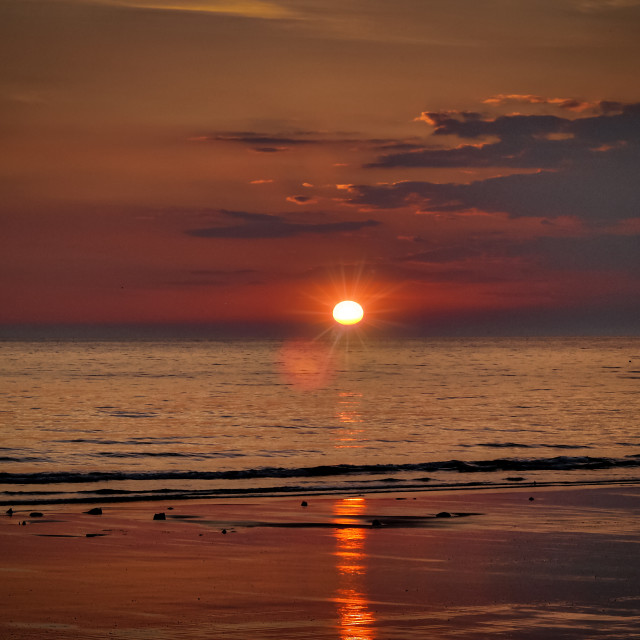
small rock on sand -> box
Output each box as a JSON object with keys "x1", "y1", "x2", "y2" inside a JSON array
[
  {"x1": 86, "y1": 507, "x2": 102, "y2": 515},
  {"x1": 436, "y1": 511, "x2": 452, "y2": 518},
  {"x1": 153, "y1": 512, "x2": 166, "y2": 520},
  {"x1": 29, "y1": 512, "x2": 43, "y2": 518}
]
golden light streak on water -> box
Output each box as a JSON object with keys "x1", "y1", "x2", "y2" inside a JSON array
[{"x1": 335, "y1": 391, "x2": 365, "y2": 449}]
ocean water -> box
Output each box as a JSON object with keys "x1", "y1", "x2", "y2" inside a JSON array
[{"x1": 1, "y1": 336, "x2": 639, "y2": 506}]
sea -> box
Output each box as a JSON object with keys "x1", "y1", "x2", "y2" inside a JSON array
[{"x1": 1, "y1": 336, "x2": 639, "y2": 507}]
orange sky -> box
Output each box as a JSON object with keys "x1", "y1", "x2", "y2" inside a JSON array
[{"x1": 2, "y1": 0, "x2": 640, "y2": 336}]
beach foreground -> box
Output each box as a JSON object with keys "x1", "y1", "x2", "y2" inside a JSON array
[{"x1": 2, "y1": 485, "x2": 639, "y2": 639}]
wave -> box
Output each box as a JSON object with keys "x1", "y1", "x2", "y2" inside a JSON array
[
  {"x1": 94, "y1": 451, "x2": 244, "y2": 459},
  {"x1": 469, "y1": 443, "x2": 590, "y2": 450},
  {"x1": 2, "y1": 454, "x2": 640, "y2": 485}
]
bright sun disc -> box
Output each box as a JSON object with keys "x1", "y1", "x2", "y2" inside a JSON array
[{"x1": 333, "y1": 300, "x2": 364, "y2": 326}]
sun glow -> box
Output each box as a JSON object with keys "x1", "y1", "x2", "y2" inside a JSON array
[
  {"x1": 333, "y1": 300, "x2": 364, "y2": 326},
  {"x1": 297, "y1": 262, "x2": 404, "y2": 347}
]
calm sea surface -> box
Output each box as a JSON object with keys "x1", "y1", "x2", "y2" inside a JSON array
[{"x1": 1, "y1": 337, "x2": 639, "y2": 505}]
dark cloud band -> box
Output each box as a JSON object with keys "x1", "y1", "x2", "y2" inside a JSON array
[{"x1": 186, "y1": 210, "x2": 380, "y2": 239}]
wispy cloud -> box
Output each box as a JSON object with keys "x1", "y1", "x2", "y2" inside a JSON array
[
  {"x1": 199, "y1": 132, "x2": 319, "y2": 151},
  {"x1": 191, "y1": 130, "x2": 423, "y2": 154},
  {"x1": 397, "y1": 234, "x2": 640, "y2": 272},
  {"x1": 482, "y1": 94, "x2": 597, "y2": 112},
  {"x1": 185, "y1": 209, "x2": 379, "y2": 238},
  {"x1": 100, "y1": 0, "x2": 295, "y2": 19}
]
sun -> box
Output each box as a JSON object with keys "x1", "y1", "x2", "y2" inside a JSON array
[{"x1": 333, "y1": 300, "x2": 364, "y2": 326}]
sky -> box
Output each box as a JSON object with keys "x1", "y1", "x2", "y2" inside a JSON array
[{"x1": 2, "y1": 0, "x2": 640, "y2": 336}]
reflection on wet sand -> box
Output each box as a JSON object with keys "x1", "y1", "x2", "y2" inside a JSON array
[{"x1": 333, "y1": 497, "x2": 376, "y2": 640}]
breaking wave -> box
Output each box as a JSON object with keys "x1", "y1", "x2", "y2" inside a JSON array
[{"x1": 2, "y1": 454, "x2": 639, "y2": 486}]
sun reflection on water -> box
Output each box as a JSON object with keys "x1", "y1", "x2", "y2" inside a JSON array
[
  {"x1": 335, "y1": 391, "x2": 365, "y2": 449},
  {"x1": 333, "y1": 498, "x2": 376, "y2": 640}
]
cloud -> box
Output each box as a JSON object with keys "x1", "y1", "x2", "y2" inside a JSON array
[
  {"x1": 99, "y1": 0, "x2": 295, "y2": 20},
  {"x1": 482, "y1": 94, "x2": 597, "y2": 112},
  {"x1": 252, "y1": 147, "x2": 289, "y2": 153},
  {"x1": 398, "y1": 233, "x2": 640, "y2": 272},
  {"x1": 348, "y1": 163, "x2": 640, "y2": 221},
  {"x1": 416, "y1": 111, "x2": 567, "y2": 140},
  {"x1": 286, "y1": 195, "x2": 316, "y2": 205},
  {"x1": 185, "y1": 209, "x2": 380, "y2": 239},
  {"x1": 191, "y1": 130, "x2": 424, "y2": 154},
  {"x1": 365, "y1": 138, "x2": 578, "y2": 169},
  {"x1": 193, "y1": 131, "x2": 321, "y2": 152},
  {"x1": 412, "y1": 100, "x2": 638, "y2": 141},
  {"x1": 358, "y1": 100, "x2": 640, "y2": 222},
  {"x1": 197, "y1": 131, "x2": 324, "y2": 144}
]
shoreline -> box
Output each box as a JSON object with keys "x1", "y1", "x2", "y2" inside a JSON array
[
  {"x1": 2, "y1": 474, "x2": 639, "y2": 508},
  {"x1": 2, "y1": 483, "x2": 639, "y2": 639}
]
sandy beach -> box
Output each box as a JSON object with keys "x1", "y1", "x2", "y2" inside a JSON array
[{"x1": 2, "y1": 484, "x2": 639, "y2": 639}]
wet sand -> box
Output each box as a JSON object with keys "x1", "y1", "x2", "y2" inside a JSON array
[{"x1": 1, "y1": 484, "x2": 639, "y2": 639}]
